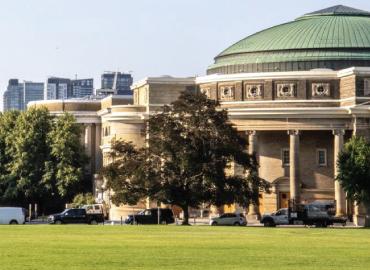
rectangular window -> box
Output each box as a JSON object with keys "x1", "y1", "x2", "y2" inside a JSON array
[
  {"x1": 317, "y1": 149, "x2": 327, "y2": 167},
  {"x1": 282, "y1": 148, "x2": 290, "y2": 167},
  {"x1": 364, "y1": 79, "x2": 370, "y2": 96}
]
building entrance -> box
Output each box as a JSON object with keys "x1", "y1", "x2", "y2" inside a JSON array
[{"x1": 279, "y1": 192, "x2": 290, "y2": 209}]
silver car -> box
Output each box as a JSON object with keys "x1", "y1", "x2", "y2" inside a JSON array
[{"x1": 210, "y1": 213, "x2": 247, "y2": 226}]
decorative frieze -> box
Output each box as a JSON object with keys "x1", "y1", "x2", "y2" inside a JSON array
[
  {"x1": 312, "y1": 83, "x2": 330, "y2": 97},
  {"x1": 245, "y1": 84, "x2": 263, "y2": 99},
  {"x1": 219, "y1": 85, "x2": 235, "y2": 101},
  {"x1": 276, "y1": 83, "x2": 296, "y2": 98},
  {"x1": 200, "y1": 87, "x2": 211, "y2": 98}
]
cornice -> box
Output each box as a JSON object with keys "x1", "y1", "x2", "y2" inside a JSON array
[
  {"x1": 196, "y1": 70, "x2": 339, "y2": 84},
  {"x1": 131, "y1": 76, "x2": 196, "y2": 89},
  {"x1": 28, "y1": 99, "x2": 101, "y2": 105},
  {"x1": 226, "y1": 107, "x2": 353, "y2": 119},
  {"x1": 196, "y1": 66, "x2": 370, "y2": 84},
  {"x1": 337, "y1": 67, "x2": 370, "y2": 77}
]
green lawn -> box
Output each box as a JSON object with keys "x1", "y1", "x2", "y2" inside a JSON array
[{"x1": 0, "y1": 225, "x2": 369, "y2": 270}]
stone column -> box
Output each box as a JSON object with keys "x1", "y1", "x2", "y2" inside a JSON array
[
  {"x1": 95, "y1": 123, "x2": 103, "y2": 172},
  {"x1": 288, "y1": 130, "x2": 300, "y2": 203},
  {"x1": 333, "y1": 129, "x2": 346, "y2": 217},
  {"x1": 246, "y1": 130, "x2": 260, "y2": 219},
  {"x1": 84, "y1": 123, "x2": 94, "y2": 176},
  {"x1": 84, "y1": 123, "x2": 92, "y2": 157},
  {"x1": 84, "y1": 123, "x2": 97, "y2": 197},
  {"x1": 92, "y1": 123, "x2": 103, "y2": 199}
]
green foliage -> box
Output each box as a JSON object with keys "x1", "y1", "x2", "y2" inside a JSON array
[
  {"x1": 103, "y1": 91, "x2": 269, "y2": 224},
  {"x1": 7, "y1": 107, "x2": 54, "y2": 203},
  {"x1": 71, "y1": 193, "x2": 95, "y2": 207},
  {"x1": 337, "y1": 136, "x2": 370, "y2": 205},
  {"x1": 0, "y1": 108, "x2": 88, "y2": 210},
  {"x1": 0, "y1": 111, "x2": 21, "y2": 201},
  {"x1": 46, "y1": 113, "x2": 87, "y2": 197},
  {"x1": 102, "y1": 140, "x2": 154, "y2": 206}
]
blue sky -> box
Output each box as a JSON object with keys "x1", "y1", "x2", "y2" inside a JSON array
[{"x1": 1, "y1": 0, "x2": 370, "y2": 109}]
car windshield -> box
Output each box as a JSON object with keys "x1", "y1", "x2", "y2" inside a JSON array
[
  {"x1": 144, "y1": 210, "x2": 151, "y2": 216},
  {"x1": 61, "y1": 209, "x2": 70, "y2": 214}
]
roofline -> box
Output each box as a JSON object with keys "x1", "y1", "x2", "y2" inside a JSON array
[
  {"x1": 100, "y1": 95, "x2": 133, "y2": 101},
  {"x1": 197, "y1": 67, "x2": 370, "y2": 84},
  {"x1": 28, "y1": 99, "x2": 102, "y2": 106},
  {"x1": 131, "y1": 76, "x2": 196, "y2": 89},
  {"x1": 298, "y1": 13, "x2": 370, "y2": 19},
  {"x1": 216, "y1": 47, "x2": 370, "y2": 60}
]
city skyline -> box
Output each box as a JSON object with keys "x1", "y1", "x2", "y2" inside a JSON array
[{"x1": 1, "y1": 0, "x2": 370, "y2": 110}]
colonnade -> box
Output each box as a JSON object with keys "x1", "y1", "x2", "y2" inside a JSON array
[{"x1": 245, "y1": 129, "x2": 347, "y2": 217}]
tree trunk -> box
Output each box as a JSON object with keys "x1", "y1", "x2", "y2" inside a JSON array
[{"x1": 182, "y1": 206, "x2": 190, "y2": 225}]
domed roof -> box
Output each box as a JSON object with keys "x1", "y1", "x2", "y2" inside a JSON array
[{"x1": 208, "y1": 5, "x2": 370, "y2": 74}]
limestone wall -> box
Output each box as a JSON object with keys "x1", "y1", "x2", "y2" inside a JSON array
[{"x1": 258, "y1": 130, "x2": 336, "y2": 213}]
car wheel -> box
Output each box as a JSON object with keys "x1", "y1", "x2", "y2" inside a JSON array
[
  {"x1": 316, "y1": 221, "x2": 327, "y2": 228},
  {"x1": 211, "y1": 221, "x2": 218, "y2": 226},
  {"x1": 233, "y1": 222, "x2": 240, "y2": 226},
  {"x1": 90, "y1": 220, "x2": 98, "y2": 225},
  {"x1": 9, "y1": 220, "x2": 18, "y2": 225},
  {"x1": 54, "y1": 220, "x2": 62, "y2": 225},
  {"x1": 264, "y1": 220, "x2": 275, "y2": 227}
]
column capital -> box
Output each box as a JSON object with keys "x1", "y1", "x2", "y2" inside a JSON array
[
  {"x1": 246, "y1": 130, "x2": 257, "y2": 136},
  {"x1": 287, "y1": 130, "x2": 300, "y2": 136},
  {"x1": 332, "y1": 129, "x2": 345, "y2": 136}
]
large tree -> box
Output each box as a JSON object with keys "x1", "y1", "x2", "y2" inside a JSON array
[
  {"x1": 7, "y1": 107, "x2": 53, "y2": 204},
  {"x1": 0, "y1": 108, "x2": 88, "y2": 211},
  {"x1": 45, "y1": 113, "x2": 88, "y2": 199},
  {"x1": 103, "y1": 92, "x2": 268, "y2": 224},
  {"x1": 337, "y1": 136, "x2": 370, "y2": 227}
]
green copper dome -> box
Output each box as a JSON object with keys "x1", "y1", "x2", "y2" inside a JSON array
[{"x1": 208, "y1": 5, "x2": 370, "y2": 74}]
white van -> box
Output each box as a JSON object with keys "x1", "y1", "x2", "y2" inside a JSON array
[{"x1": 0, "y1": 207, "x2": 26, "y2": 225}]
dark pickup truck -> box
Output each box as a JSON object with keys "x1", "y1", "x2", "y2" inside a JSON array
[
  {"x1": 261, "y1": 200, "x2": 347, "y2": 227},
  {"x1": 125, "y1": 208, "x2": 175, "y2": 225},
  {"x1": 48, "y1": 208, "x2": 104, "y2": 225}
]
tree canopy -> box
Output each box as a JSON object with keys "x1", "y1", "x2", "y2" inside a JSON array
[
  {"x1": 337, "y1": 136, "x2": 370, "y2": 203},
  {"x1": 0, "y1": 108, "x2": 89, "y2": 212},
  {"x1": 103, "y1": 91, "x2": 269, "y2": 224},
  {"x1": 337, "y1": 136, "x2": 370, "y2": 226}
]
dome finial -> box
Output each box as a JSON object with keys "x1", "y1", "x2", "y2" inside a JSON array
[{"x1": 299, "y1": 5, "x2": 370, "y2": 19}]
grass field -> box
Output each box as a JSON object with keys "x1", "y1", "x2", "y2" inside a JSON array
[{"x1": 0, "y1": 225, "x2": 369, "y2": 270}]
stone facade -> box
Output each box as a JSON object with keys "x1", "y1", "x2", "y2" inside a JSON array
[{"x1": 29, "y1": 68, "x2": 370, "y2": 224}]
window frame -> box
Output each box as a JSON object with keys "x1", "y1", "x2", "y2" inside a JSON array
[
  {"x1": 316, "y1": 148, "x2": 327, "y2": 167},
  {"x1": 281, "y1": 148, "x2": 290, "y2": 167},
  {"x1": 364, "y1": 78, "x2": 370, "y2": 96}
]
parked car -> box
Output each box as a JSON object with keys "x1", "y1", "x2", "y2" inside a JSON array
[
  {"x1": 48, "y1": 208, "x2": 104, "y2": 225},
  {"x1": 125, "y1": 208, "x2": 175, "y2": 225},
  {"x1": 0, "y1": 207, "x2": 26, "y2": 225},
  {"x1": 210, "y1": 213, "x2": 247, "y2": 226}
]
